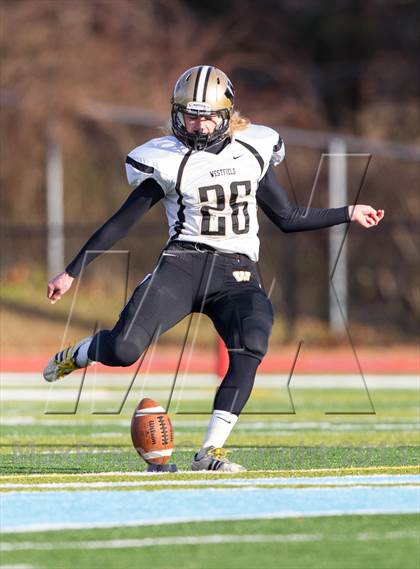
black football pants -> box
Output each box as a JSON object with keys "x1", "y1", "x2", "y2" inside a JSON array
[{"x1": 88, "y1": 241, "x2": 274, "y2": 415}]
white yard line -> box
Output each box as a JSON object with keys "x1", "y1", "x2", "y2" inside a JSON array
[
  {"x1": 2, "y1": 466, "x2": 417, "y2": 480},
  {"x1": 1, "y1": 416, "x2": 418, "y2": 432},
  {"x1": 34, "y1": 449, "x2": 127, "y2": 455},
  {"x1": 2, "y1": 530, "x2": 419, "y2": 551},
  {"x1": 0, "y1": 565, "x2": 37, "y2": 569},
  {"x1": 0, "y1": 533, "x2": 321, "y2": 551},
  {"x1": 1, "y1": 373, "x2": 419, "y2": 389},
  {"x1": 1, "y1": 510, "x2": 418, "y2": 534},
  {"x1": 0, "y1": 389, "x2": 210, "y2": 402},
  {"x1": 0, "y1": 417, "x2": 130, "y2": 426}
]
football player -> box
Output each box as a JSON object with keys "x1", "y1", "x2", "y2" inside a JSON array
[{"x1": 44, "y1": 65, "x2": 384, "y2": 471}]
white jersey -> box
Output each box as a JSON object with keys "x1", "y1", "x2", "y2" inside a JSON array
[{"x1": 125, "y1": 124, "x2": 285, "y2": 261}]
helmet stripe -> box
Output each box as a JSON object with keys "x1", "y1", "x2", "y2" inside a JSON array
[
  {"x1": 195, "y1": 65, "x2": 211, "y2": 102},
  {"x1": 201, "y1": 66, "x2": 212, "y2": 102},
  {"x1": 192, "y1": 66, "x2": 203, "y2": 101}
]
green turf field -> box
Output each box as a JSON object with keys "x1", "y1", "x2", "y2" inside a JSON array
[
  {"x1": 1, "y1": 515, "x2": 419, "y2": 569},
  {"x1": 1, "y1": 374, "x2": 419, "y2": 568},
  {"x1": 1, "y1": 385, "x2": 418, "y2": 474}
]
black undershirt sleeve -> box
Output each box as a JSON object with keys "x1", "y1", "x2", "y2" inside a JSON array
[
  {"x1": 65, "y1": 178, "x2": 164, "y2": 277},
  {"x1": 256, "y1": 165, "x2": 350, "y2": 233}
]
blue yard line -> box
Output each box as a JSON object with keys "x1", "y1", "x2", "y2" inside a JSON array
[{"x1": 1, "y1": 483, "x2": 419, "y2": 533}]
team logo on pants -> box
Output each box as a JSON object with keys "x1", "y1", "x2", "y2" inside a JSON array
[{"x1": 232, "y1": 270, "x2": 251, "y2": 282}]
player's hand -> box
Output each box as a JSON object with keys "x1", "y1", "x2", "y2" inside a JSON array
[
  {"x1": 348, "y1": 205, "x2": 384, "y2": 228},
  {"x1": 47, "y1": 271, "x2": 74, "y2": 304}
]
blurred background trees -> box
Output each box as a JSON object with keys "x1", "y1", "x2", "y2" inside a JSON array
[{"x1": 1, "y1": 0, "x2": 419, "y2": 348}]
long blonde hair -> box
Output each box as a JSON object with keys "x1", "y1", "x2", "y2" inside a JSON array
[{"x1": 228, "y1": 110, "x2": 250, "y2": 135}]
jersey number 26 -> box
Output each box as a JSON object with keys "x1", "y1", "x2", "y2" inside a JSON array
[{"x1": 199, "y1": 181, "x2": 251, "y2": 236}]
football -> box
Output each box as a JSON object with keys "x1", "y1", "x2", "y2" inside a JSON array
[{"x1": 130, "y1": 398, "x2": 174, "y2": 465}]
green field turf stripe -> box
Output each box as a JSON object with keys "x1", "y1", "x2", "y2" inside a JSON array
[
  {"x1": 3, "y1": 417, "x2": 419, "y2": 430},
  {"x1": 0, "y1": 534, "x2": 321, "y2": 550},
  {"x1": 2, "y1": 530, "x2": 419, "y2": 551}
]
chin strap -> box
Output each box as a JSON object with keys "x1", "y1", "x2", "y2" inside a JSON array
[{"x1": 191, "y1": 131, "x2": 210, "y2": 151}]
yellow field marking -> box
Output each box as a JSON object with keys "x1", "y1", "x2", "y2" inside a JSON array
[{"x1": 0, "y1": 465, "x2": 419, "y2": 487}]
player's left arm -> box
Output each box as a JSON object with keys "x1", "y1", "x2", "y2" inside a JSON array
[{"x1": 257, "y1": 166, "x2": 384, "y2": 232}]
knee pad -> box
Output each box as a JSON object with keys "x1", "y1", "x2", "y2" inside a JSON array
[
  {"x1": 240, "y1": 315, "x2": 273, "y2": 360},
  {"x1": 90, "y1": 327, "x2": 151, "y2": 367},
  {"x1": 111, "y1": 338, "x2": 141, "y2": 367},
  {"x1": 112, "y1": 322, "x2": 153, "y2": 366}
]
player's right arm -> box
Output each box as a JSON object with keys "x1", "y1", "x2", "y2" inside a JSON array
[
  {"x1": 47, "y1": 139, "x2": 173, "y2": 304},
  {"x1": 47, "y1": 178, "x2": 164, "y2": 303}
]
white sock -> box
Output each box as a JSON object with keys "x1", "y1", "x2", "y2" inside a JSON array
[
  {"x1": 200, "y1": 409, "x2": 238, "y2": 450},
  {"x1": 74, "y1": 337, "x2": 94, "y2": 367}
]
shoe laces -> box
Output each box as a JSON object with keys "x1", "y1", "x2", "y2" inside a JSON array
[
  {"x1": 55, "y1": 343, "x2": 77, "y2": 377},
  {"x1": 210, "y1": 447, "x2": 228, "y2": 461},
  {"x1": 56, "y1": 359, "x2": 77, "y2": 376}
]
